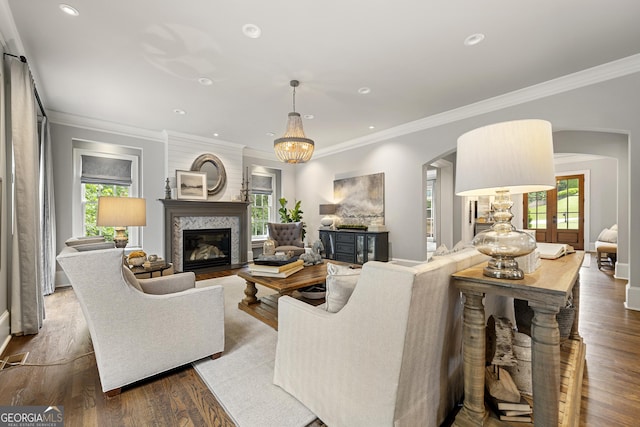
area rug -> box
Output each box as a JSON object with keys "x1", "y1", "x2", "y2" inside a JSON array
[{"x1": 193, "y1": 276, "x2": 317, "y2": 427}]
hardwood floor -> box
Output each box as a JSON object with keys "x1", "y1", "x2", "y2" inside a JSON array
[{"x1": 1, "y1": 257, "x2": 638, "y2": 426}]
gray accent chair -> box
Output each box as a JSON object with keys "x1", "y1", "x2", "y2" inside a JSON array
[
  {"x1": 56, "y1": 247, "x2": 225, "y2": 396},
  {"x1": 267, "y1": 222, "x2": 305, "y2": 256}
]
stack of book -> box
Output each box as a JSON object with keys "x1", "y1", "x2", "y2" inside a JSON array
[
  {"x1": 248, "y1": 259, "x2": 304, "y2": 278},
  {"x1": 488, "y1": 395, "x2": 532, "y2": 423},
  {"x1": 143, "y1": 258, "x2": 167, "y2": 269}
]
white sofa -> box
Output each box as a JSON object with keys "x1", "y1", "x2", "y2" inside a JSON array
[
  {"x1": 56, "y1": 247, "x2": 225, "y2": 395},
  {"x1": 274, "y1": 249, "x2": 491, "y2": 427}
]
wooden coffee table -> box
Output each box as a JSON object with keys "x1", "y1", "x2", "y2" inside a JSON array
[{"x1": 237, "y1": 260, "x2": 349, "y2": 329}]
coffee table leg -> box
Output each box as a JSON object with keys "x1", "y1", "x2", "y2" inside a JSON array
[{"x1": 241, "y1": 280, "x2": 258, "y2": 305}]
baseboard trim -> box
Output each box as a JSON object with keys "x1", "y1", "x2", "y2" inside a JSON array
[
  {"x1": 0, "y1": 310, "x2": 11, "y2": 356},
  {"x1": 625, "y1": 282, "x2": 640, "y2": 311},
  {"x1": 615, "y1": 262, "x2": 629, "y2": 280}
]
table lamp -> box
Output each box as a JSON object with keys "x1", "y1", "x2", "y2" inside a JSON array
[
  {"x1": 319, "y1": 204, "x2": 337, "y2": 228},
  {"x1": 96, "y1": 196, "x2": 147, "y2": 248},
  {"x1": 455, "y1": 119, "x2": 556, "y2": 279}
]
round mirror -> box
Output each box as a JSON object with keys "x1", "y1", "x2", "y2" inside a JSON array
[{"x1": 190, "y1": 153, "x2": 227, "y2": 195}]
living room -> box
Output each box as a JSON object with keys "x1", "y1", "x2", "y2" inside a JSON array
[{"x1": 1, "y1": 1, "x2": 640, "y2": 426}]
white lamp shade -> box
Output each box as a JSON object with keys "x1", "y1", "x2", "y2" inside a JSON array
[
  {"x1": 96, "y1": 197, "x2": 147, "y2": 227},
  {"x1": 455, "y1": 119, "x2": 556, "y2": 196}
]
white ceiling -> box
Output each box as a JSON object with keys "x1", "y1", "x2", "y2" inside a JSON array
[{"x1": 4, "y1": 0, "x2": 640, "y2": 156}]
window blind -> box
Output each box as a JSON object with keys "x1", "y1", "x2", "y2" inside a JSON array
[
  {"x1": 81, "y1": 155, "x2": 132, "y2": 186},
  {"x1": 251, "y1": 174, "x2": 273, "y2": 195}
]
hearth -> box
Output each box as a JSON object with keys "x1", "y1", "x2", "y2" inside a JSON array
[{"x1": 183, "y1": 228, "x2": 231, "y2": 271}]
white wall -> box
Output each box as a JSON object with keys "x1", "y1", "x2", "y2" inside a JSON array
[{"x1": 166, "y1": 131, "x2": 245, "y2": 202}]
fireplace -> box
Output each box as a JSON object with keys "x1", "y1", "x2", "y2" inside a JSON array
[
  {"x1": 183, "y1": 228, "x2": 231, "y2": 271},
  {"x1": 160, "y1": 199, "x2": 250, "y2": 273}
]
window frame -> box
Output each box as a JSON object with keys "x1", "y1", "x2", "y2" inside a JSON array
[
  {"x1": 72, "y1": 143, "x2": 142, "y2": 247},
  {"x1": 250, "y1": 170, "x2": 277, "y2": 242}
]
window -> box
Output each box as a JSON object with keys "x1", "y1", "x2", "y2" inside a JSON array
[
  {"x1": 250, "y1": 171, "x2": 277, "y2": 241},
  {"x1": 72, "y1": 142, "x2": 141, "y2": 246},
  {"x1": 82, "y1": 183, "x2": 130, "y2": 241}
]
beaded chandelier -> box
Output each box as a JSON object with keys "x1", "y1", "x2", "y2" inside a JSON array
[{"x1": 274, "y1": 80, "x2": 315, "y2": 163}]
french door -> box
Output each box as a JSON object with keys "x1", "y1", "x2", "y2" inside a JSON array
[{"x1": 523, "y1": 174, "x2": 584, "y2": 250}]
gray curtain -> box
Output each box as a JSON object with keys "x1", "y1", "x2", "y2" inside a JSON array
[
  {"x1": 40, "y1": 117, "x2": 56, "y2": 295},
  {"x1": 9, "y1": 59, "x2": 44, "y2": 334}
]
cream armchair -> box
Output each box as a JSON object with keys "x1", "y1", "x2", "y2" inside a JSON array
[
  {"x1": 274, "y1": 249, "x2": 489, "y2": 427},
  {"x1": 57, "y1": 247, "x2": 225, "y2": 396}
]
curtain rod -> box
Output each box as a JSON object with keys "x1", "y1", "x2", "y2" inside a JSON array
[{"x1": 3, "y1": 52, "x2": 48, "y2": 118}]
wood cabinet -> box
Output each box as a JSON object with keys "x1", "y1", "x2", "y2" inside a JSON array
[{"x1": 318, "y1": 229, "x2": 388, "y2": 264}]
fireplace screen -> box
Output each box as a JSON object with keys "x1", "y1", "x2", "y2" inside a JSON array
[{"x1": 183, "y1": 228, "x2": 231, "y2": 271}]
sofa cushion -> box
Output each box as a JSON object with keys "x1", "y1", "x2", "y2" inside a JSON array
[
  {"x1": 325, "y1": 263, "x2": 361, "y2": 313},
  {"x1": 597, "y1": 227, "x2": 618, "y2": 243}
]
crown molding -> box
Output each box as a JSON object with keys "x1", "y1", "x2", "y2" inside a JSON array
[
  {"x1": 314, "y1": 53, "x2": 640, "y2": 158},
  {"x1": 48, "y1": 110, "x2": 167, "y2": 143},
  {"x1": 46, "y1": 52, "x2": 640, "y2": 158},
  {"x1": 242, "y1": 147, "x2": 279, "y2": 161},
  {"x1": 164, "y1": 130, "x2": 246, "y2": 151}
]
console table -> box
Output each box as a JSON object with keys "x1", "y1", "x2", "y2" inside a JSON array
[{"x1": 452, "y1": 252, "x2": 585, "y2": 427}]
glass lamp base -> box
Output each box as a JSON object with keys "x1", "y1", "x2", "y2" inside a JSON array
[{"x1": 483, "y1": 256, "x2": 524, "y2": 279}]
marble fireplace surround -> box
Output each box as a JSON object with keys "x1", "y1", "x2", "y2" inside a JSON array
[{"x1": 160, "y1": 199, "x2": 250, "y2": 273}]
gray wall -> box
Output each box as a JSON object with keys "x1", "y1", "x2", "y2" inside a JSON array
[
  {"x1": 294, "y1": 71, "x2": 639, "y2": 306},
  {"x1": 51, "y1": 123, "x2": 166, "y2": 256}
]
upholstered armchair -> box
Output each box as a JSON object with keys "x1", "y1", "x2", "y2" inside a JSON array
[
  {"x1": 274, "y1": 249, "x2": 490, "y2": 427},
  {"x1": 267, "y1": 222, "x2": 305, "y2": 256},
  {"x1": 56, "y1": 247, "x2": 225, "y2": 396}
]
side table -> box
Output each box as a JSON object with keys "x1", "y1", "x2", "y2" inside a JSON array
[
  {"x1": 452, "y1": 252, "x2": 585, "y2": 427},
  {"x1": 130, "y1": 263, "x2": 173, "y2": 278}
]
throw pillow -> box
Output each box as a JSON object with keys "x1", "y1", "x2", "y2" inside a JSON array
[
  {"x1": 65, "y1": 236, "x2": 106, "y2": 246},
  {"x1": 597, "y1": 227, "x2": 618, "y2": 243},
  {"x1": 325, "y1": 263, "x2": 361, "y2": 313}
]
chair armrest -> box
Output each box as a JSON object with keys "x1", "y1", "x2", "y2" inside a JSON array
[{"x1": 138, "y1": 272, "x2": 196, "y2": 294}]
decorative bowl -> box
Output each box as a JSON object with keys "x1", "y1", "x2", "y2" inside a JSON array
[{"x1": 129, "y1": 256, "x2": 146, "y2": 267}]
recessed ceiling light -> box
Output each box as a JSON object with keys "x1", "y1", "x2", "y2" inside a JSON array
[
  {"x1": 213, "y1": 133, "x2": 219, "y2": 137},
  {"x1": 369, "y1": 125, "x2": 375, "y2": 130},
  {"x1": 464, "y1": 33, "x2": 485, "y2": 46},
  {"x1": 242, "y1": 24, "x2": 262, "y2": 39},
  {"x1": 303, "y1": 114, "x2": 314, "y2": 120},
  {"x1": 59, "y1": 4, "x2": 79, "y2": 16},
  {"x1": 358, "y1": 87, "x2": 371, "y2": 95},
  {"x1": 266, "y1": 132, "x2": 276, "y2": 137},
  {"x1": 173, "y1": 109, "x2": 186, "y2": 115},
  {"x1": 198, "y1": 77, "x2": 213, "y2": 86}
]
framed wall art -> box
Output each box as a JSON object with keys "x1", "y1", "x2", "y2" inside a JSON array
[
  {"x1": 333, "y1": 172, "x2": 385, "y2": 226},
  {"x1": 176, "y1": 170, "x2": 207, "y2": 200}
]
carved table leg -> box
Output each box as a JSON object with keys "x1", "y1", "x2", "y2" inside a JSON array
[
  {"x1": 570, "y1": 273, "x2": 581, "y2": 339},
  {"x1": 455, "y1": 290, "x2": 487, "y2": 427},
  {"x1": 530, "y1": 302, "x2": 561, "y2": 427},
  {"x1": 240, "y1": 280, "x2": 258, "y2": 305}
]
